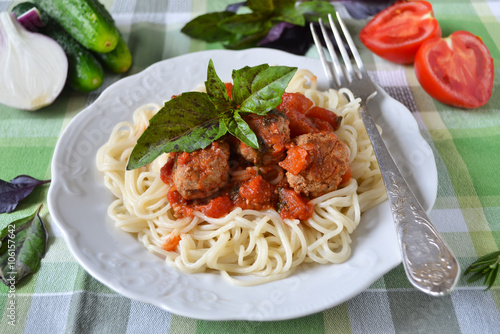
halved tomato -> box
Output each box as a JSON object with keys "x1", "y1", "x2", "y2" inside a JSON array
[
  {"x1": 360, "y1": 1, "x2": 441, "y2": 64},
  {"x1": 414, "y1": 31, "x2": 494, "y2": 109}
]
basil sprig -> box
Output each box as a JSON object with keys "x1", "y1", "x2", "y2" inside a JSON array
[
  {"x1": 126, "y1": 60, "x2": 297, "y2": 170},
  {"x1": 181, "y1": 0, "x2": 337, "y2": 51}
]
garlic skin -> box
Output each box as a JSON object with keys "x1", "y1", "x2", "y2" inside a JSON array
[{"x1": 0, "y1": 12, "x2": 68, "y2": 111}]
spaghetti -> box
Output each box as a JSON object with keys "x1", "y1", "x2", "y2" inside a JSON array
[{"x1": 96, "y1": 69, "x2": 387, "y2": 286}]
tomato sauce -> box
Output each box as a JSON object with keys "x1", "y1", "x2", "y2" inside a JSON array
[
  {"x1": 160, "y1": 91, "x2": 344, "y2": 222},
  {"x1": 163, "y1": 172, "x2": 313, "y2": 221}
]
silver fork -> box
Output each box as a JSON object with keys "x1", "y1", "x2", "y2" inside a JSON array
[{"x1": 310, "y1": 12, "x2": 460, "y2": 296}]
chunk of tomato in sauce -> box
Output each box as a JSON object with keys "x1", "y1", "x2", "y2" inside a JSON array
[
  {"x1": 279, "y1": 146, "x2": 310, "y2": 175},
  {"x1": 310, "y1": 118, "x2": 334, "y2": 133},
  {"x1": 195, "y1": 196, "x2": 234, "y2": 218},
  {"x1": 162, "y1": 234, "x2": 182, "y2": 251},
  {"x1": 277, "y1": 107, "x2": 318, "y2": 138},
  {"x1": 278, "y1": 92, "x2": 313, "y2": 113},
  {"x1": 238, "y1": 175, "x2": 274, "y2": 210},
  {"x1": 278, "y1": 188, "x2": 314, "y2": 221},
  {"x1": 306, "y1": 106, "x2": 342, "y2": 131}
]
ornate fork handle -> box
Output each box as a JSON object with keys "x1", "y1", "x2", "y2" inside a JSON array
[{"x1": 360, "y1": 96, "x2": 460, "y2": 296}]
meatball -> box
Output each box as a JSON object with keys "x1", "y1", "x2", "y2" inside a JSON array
[
  {"x1": 169, "y1": 141, "x2": 230, "y2": 200},
  {"x1": 280, "y1": 132, "x2": 350, "y2": 198},
  {"x1": 236, "y1": 110, "x2": 290, "y2": 166}
]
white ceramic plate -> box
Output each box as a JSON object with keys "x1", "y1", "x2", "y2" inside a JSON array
[{"x1": 48, "y1": 49, "x2": 437, "y2": 321}]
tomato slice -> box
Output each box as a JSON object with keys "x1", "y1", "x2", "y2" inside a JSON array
[
  {"x1": 360, "y1": 1, "x2": 441, "y2": 64},
  {"x1": 414, "y1": 31, "x2": 494, "y2": 109}
]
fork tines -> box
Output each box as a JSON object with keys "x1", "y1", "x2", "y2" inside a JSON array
[{"x1": 310, "y1": 12, "x2": 366, "y2": 89}]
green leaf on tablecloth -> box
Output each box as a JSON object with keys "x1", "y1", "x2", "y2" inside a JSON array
[
  {"x1": 464, "y1": 250, "x2": 500, "y2": 290},
  {"x1": 0, "y1": 206, "x2": 38, "y2": 247},
  {"x1": 0, "y1": 204, "x2": 48, "y2": 286}
]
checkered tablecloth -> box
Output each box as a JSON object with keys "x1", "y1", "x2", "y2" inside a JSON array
[{"x1": 1, "y1": 0, "x2": 500, "y2": 333}]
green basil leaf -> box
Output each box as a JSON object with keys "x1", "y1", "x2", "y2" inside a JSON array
[
  {"x1": 181, "y1": 11, "x2": 237, "y2": 42},
  {"x1": 232, "y1": 64, "x2": 270, "y2": 105},
  {"x1": 235, "y1": 65, "x2": 297, "y2": 114},
  {"x1": 0, "y1": 207, "x2": 38, "y2": 246},
  {"x1": 273, "y1": 10, "x2": 305, "y2": 27},
  {"x1": 161, "y1": 118, "x2": 228, "y2": 154},
  {"x1": 223, "y1": 29, "x2": 270, "y2": 50},
  {"x1": 225, "y1": 111, "x2": 259, "y2": 149},
  {"x1": 127, "y1": 92, "x2": 225, "y2": 169},
  {"x1": 220, "y1": 13, "x2": 272, "y2": 36},
  {"x1": 298, "y1": 1, "x2": 337, "y2": 23},
  {"x1": 247, "y1": 0, "x2": 274, "y2": 14},
  {"x1": 0, "y1": 205, "x2": 47, "y2": 285},
  {"x1": 273, "y1": 0, "x2": 297, "y2": 10},
  {"x1": 205, "y1": 59, "x2": 229, "y2": 101},
  {"x1": 273, "y1": 0, "x2": 305, "y2": 26}
]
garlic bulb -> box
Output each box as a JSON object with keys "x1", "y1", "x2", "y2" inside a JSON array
[{"x1": 0, "y1": 12, "x2": 67, "y2": 110}]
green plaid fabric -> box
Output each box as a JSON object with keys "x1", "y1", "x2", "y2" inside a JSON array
[{"x1": 1, "y1": 0, "x2": 500, "y2": 332}]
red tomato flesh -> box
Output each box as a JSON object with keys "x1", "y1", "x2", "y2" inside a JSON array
[
  {"x1": 278, "y1": 146, "x2": 310, "y2": 175},
  {"x1": 360, "y1": 1, "x2": 441, "y2": 64},
  {"x1": 414, "y1": 30, "x2": 494, "y2": 108},
  {"x1": 277, "y1": 188, "x2": 314, "y2": 221},
  {"x1": 278, "y1": 92, "x2": 313, "y2": 114},
  {"x1": 195, "y1": 196, "x2": 233, "y2": 218},
  {"x1": 305, "y1": 106, "x2": 342, "y2": 131}
]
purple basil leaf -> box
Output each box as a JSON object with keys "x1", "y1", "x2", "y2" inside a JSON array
[
  {"x1": 258, "y1": 24, "x2": 313, "y2": 55},
  {"x1": 226, "y1": 1, "x2": 247, "y2": 13},
  {"x1": 0, "y1": 175, "x2": 50, "y2": 214},
  {"x1": 258, "y1": 21, "x2": 294, "y2": 46},
  {"x1": 340, "y1": 0, "x2": 396, "y2": 19},
  {"x1": 9, "y1": 175, "x2": 50, "y2": 186}
]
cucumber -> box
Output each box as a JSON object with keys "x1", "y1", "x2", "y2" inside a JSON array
[
  {"x1": 44, "y1": 22, "x2": 105, "y2": 92},
  {"x1": 95, "y1": 33, "x2": 132, "y2": 73},
  {"x1": 12, "y1": 2, "x2": 104, "y2": 92},
  {"x1": 32, "y1": 0, "x2": 120, "y2": 53}
]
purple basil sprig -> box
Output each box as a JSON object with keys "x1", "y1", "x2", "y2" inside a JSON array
[{"x1": 0, "y1": 175, "x2": 51, "y2": 213}]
